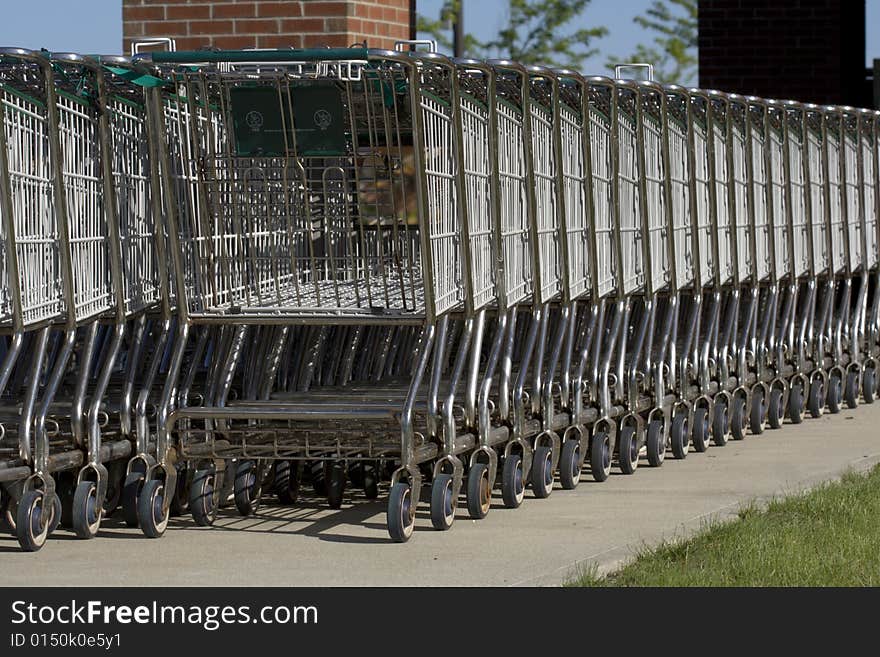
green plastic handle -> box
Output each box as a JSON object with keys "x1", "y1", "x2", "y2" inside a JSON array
[{"x1": 147, "y1": 48, "x2": 369, "y2": 64}]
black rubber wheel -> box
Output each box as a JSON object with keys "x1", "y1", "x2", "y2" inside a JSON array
[
  {"x1": 466, "y1": 462, "x2": 491, "y2": 519},
  {"x1": 274, "y1": 461, "x2": 300, "y2": 505},
  {"x1": 234, "y1": 460, "x2": 260, "y2": 516},
  {"x1": 712, "y1": 400, "x2": 729, "y2": 446},
  {"x1": 669, "y1": 413, "x2": 689, "y2": 459},
  {"x1": 326, "y1": 461, "x2": 346, "y2": 509},
  {"x1": 501, "y1": 454, "x2": 525, "y2": 508},
  {"x1": 16, "y1": 490, "x2": 49, "y2": 552},
  {"x1": 122, "y1": 472, "x2": 144, "y2": 528},
  {"x1": 72, "y1": 481, "x2": 101, "y2": 539},
  {"x1": 138, "y1": 479, "x2": 169, "y2": 538},
  {"x1": 691, "y1": 407, "x2": 710, "y2": 452},
  {"x1": 749, "y1": 391, "x2": 765, "y2": 435},
  {"x1": 730, "y1": 396, "x2": 747, "y2": 440},
  {"x1": 646, "y1": 419, "x2": 665, "y2": 467},
  {"x1": 430, "y1": 472, "x2": 456, "y2": 530},
  {"x1": 559, "y1": 439, "x2": 582, "y2": 489},
  {"x1": 827, "y1": 374, "x2": 842, "y2": 414},
  {"x1": 789, "y1": 382, "x2": 804, "y2": 424},
  {"x1": 387, "y1": 482, "x2": 415, "y2": 542},
  {"x1": 189, "y1": 469, "x2": 217, "y2": 527},
  {"x1": 808, "y1": 379, "x2": 825, "y2": 418},
  {"x1": 845, "y1": 370, "x2": 859, "y2": 409},
  {"x1": 590, "y1": 431, "x2": 612, "y2": 481},
  {"x1": 310, "y1": 461, "x2": 327, "y2": 496},
  {"x1": 363, "y1": 461, "x2": 379, "y2": 500},
  {"x1": 530, "y1": 445, "x2": 554, "y2": 498},
  {"x1": 617, "y1": 425, "x2": 639, "y2": 474},
  {"x1": 864, "y1": 368, "x2": 876, "y2": 404},
  {"x1": 767, "y1": 387, "x2": 784, "y2": 429}
]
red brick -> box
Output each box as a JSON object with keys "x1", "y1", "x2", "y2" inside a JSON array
[
  {"x1": 143, "y1": 20, "x2": 189, "y2": 35},
  {"x1": 234, "y1": 18, "x2": 279, "y2": 34},
  {"x1": 303, "y1": 1, "x2": 348, "y2": 17},
  {"x1": 123, "y1": 5, "x2": 165, "y2": 21},
  {"x1": 257, "y1": 33, "x2": 303, "y2": 48},
  {"x1": 166, "y1": 5, "x2": 211, "y2": 20},
  {"x1": 302, "y1": 32, "x2": 350, "y2": 47},
  {"x1": 213, "y1": 3, "x2": 258, "y2": 18},
  {"x1": 280, "y1": 18, "x2": 325, "y2": 32},
  {"x1": 189, "y1": 20, "x2": 234, "y2": 35},
  {"x1": 257, "y1": 1, "x2": 303, "y2": 17}
]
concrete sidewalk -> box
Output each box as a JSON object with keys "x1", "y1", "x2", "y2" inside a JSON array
[{"x1": 3, "y1": 402, "x2": 879, "y2": 586}]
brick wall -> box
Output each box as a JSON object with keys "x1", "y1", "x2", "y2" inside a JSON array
[
  {"x1": 123, "y1": 0, "x2": 413, "y2": 54},
  {"x1": 699, "y1": 0, "x2": 870, "y2": 107}
]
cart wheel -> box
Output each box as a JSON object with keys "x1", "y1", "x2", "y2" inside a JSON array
[
  {"x1": 646, "y1": 419, "x2": 665, "y2": 467},
  {"x1": 274, "y1": 461, "x2": 300, "y2": 505},
  {"x1": 691, "y1": 407, "x2": 710, "y2": 452},
  {"x1": 617, "y1": 425, "x2": 639, "y2": 474},
  {"x1": 169, "y1": 465, "x2": 190, "y2": 517},
  {"x1": 749, "y1": 391, "x2": 765, "y2": 435},
  {"x1": 387, "y1": 482, "x2": 415, "y2": 542},
  {"x1": 190, "y1": 469, "x2": 217, "y2": 527},
  {"x1": 16, "y1": 490, "x2": 50, "y2": 552},
  {"x1": 138, "y1": 479, "x2": 169, "y2": 539},
  {"x1": 430, "y1": 472, "x2": 456, "y2": 530},
  {"x1": 788, "y1": 382, "x2": 805, "y2": 424},
  {"x1": 808, "y1": 379, "x2": 825, "y2": 418},
  {"x1": 730, "y1": 396, "x2": 747, "y2": 440},
  {"x1": 72, "y1": 481, "x2": 101, "y2": 539},
  {"x1": 712, "y1": 400, "x2": 729, "y2": 446},
  {"x1": 310, "y1": 461, "x2": 327, "y2": 496},
  {"x1": 767, "y1": 388, "x2": 784, "y2": 429},
  {"x1": 326, "y1": 461, "x2": 346, "y2": 510},
  {"x1": 234, "y1": 460, "x2": 260, "y2": 516},
  {"x1": 864, "y1": 368, "x2": 876, "y2": 404},
  {"x1": 590, "y1": 431, "x2": 612, "y2": 481},
  {"x1": 122, "y1": 471, "x2": 145, "y2": 528},
  {"x1": 669, "y1": 413, "x2": 689, "y2": 459},
  {"x1": 466, "y1": 462, "x2": 492, "y2": 519},
  {"x1": 363, "y1": 461, "x2": 380, "y2": 500},
  {"x1": 501, "y1": 454, "x2": 525, "y2": 507},
  {"x1": 844, "y1": 371, "x2": 859, "y2": 409},
  {"x1": 826, "y1": 374, "x2": 842, "y2": 414},
  {"x1": 530, "y1": 445, "x2": 554, "y2": 498},
  {"x1": 0, "y1": 488, "x2": 9, "y2": 533},
  {"x1": 559, "y1": 439, "x2": 582, "y2": 489}
]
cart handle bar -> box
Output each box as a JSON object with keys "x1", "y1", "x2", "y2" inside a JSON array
[{"x1": 141, "y1": 47, "x2": 369, "y2": 64}]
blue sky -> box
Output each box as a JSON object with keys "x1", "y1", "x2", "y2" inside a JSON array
[{"x1": 0, "y1": 0, "x2": 877, "y2": 86}]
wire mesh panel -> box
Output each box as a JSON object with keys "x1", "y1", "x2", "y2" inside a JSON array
[
  {"x1": 826, "y1": 114, "x2": 847, "y2": 274},
  {"x1": 529, "y1": 89, "x2": 561, "y2": 303},
  {"x1": 786, "y1": 109, "x2": 810, "y2": 278},
  {"x1": 767, "y1": 110, "x2": 792, "y2": 278},
  {"x1": 750, "y1": 104, "x2": 773, "y2": 281},
  {"x1": 457, "y1": 73, "x2": 495, "y2": 311},
  {"x1": 617, "y1": 87, "x2": 644, "y2": 294},
  {"x1": 861, "y1": 115, "x2": 877, "y2": 269},
  {"x1": 0, "y1": 62, "x2": 64, "y2": 327},
  {"x1": 558, "y1": 81, "x2": 590, "y2": 300},
  {"x1": 711, "y1": 99, "x2": 734, "y2": 285},
  {"x1": 692, "y1": 98, "x2": 714, "y2": 285},
  {"x1": 494, "y1": 76, "x2": 532, "y2": 308},
  {"x1": 806, "y1": 111, "x2": 829, "y2": 275},
  {"x1": 666, "y1": 98, "x2": 694, "y2": 288},
  {"x1": 843, "y1": 114, "x2": 864, "y2": 272},
  {"x1": 731, "y1": 101, "x2": 753, "y2": 283},
  {"x1": 588, "y1": 83, "x2": 615, "y2": 298},
  {"x1": 641, "y1": 96, "x2": 670, "y2": 292}
]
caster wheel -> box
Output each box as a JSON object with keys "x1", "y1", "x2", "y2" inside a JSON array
[
  {"x1": 234, "y1": 460, "x2": 260, "y2": 516},
  {"x1": 767, "y1": 387, "x2": 784, "y2": 429},
  {"x1": 530, "y1": 445, "x2": 554, "y2": 498},
  {"x1": 845, "y1": 371, "x2": 859, "y2": 409},
  {"x1": 466, "y1": 462, "x2": 491, "y2": 519},
  {"x1": 387, "y1": 482, "x2": 415, "y2": 542},
  {"x1": 169, "y1": 466, "x2": 190, "y2": 517},
  {"x1": 590, "y1": 431, "x2": 612, "y2": 481},
  {"x1": 47, "y1": 493, "x2": 62, "y2": 536},
  {"x1": 72, "y1": 481, "x2": 101, "y2": 539},
  {"x1": 827, "y1": 374, "x2": 842, "y2": 414},
  {"x1": 789, "y1": 383, "x2": 804, "y2": 424},
  {"x1": 749, "y1": 391, "x2": 765, "y2": 435},
  {"x1": 363, "y1": 461, "x2": 380, "y2": 500},
  {"x1": 430, "y1": 472, "x2": 456, "y2": 530},
  {"x1": 310, "y1": 461, "x2": 327, "y2": 496},
  {"x1": 617, "y1": 425, "x2": 638, "y2": 475},
  {"x1": 274, "y1": 461, "x2": 300, "y2": 505},
  {"x1": 190, "y1": 469, "x2": 217, "y2": 527},
  {"x1": 808, "y1": 379, "x2": 825, "y2": 418},
  {"x1": 864, "y1": 368, "x2": 876, "y2": 404},
  {"x1": 691, "y1": 407, "x2": 710, "y2": 452},
  {"x1": 122, "y1": 471, "x2": 145, "y2": 528},
  {"x1": 326, "y1": 461, "x2": 346, "y2": 509},
  {"x1": 730, "y1": 396, "x2": 747, "y2": 440},
  {"x1": 501, "y1": 454, "x2": 525, "y2": 508},
  {"x1": 669, "y1": 413, "x2": 689, "y2": 459},
  {"x1": 712, "y1": 400, "x2": 729, "y2": 446},
  {"x1": 16, "y1": 490, "x2": 51, "y2": 552},
  {"x1": 646, "y1": 419, "x2": 665, "y2": 467},
  {"x1": 559, "y1": 439, "x2": 582, "y2": 489},
  {"x1": 138, "y1": 479, "x2": 169, "y2": 538}
]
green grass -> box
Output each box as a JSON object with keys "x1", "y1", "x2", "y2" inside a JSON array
[{"x1": 567, "y1": 465, "x2": 880, "y2": 587}]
